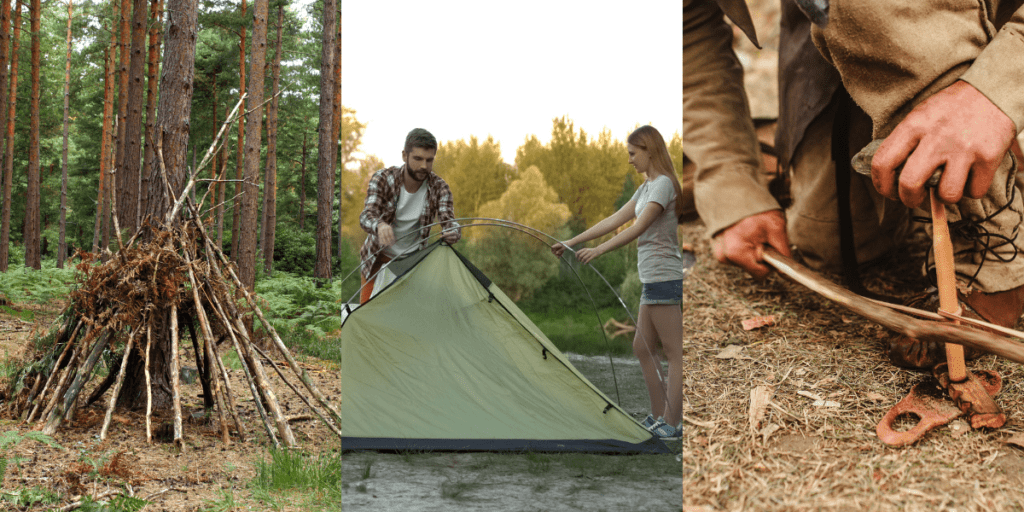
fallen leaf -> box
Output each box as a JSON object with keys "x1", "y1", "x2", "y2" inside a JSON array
[
  {"x1": 742, "y1": 315, "x2": 776, "y2": 331},
  {"x1": 715, "y1": 345, "x2": 752, "y2": 360},
  {"x1": 749, "y1": 386, "x2": 774, "y2": 433}
]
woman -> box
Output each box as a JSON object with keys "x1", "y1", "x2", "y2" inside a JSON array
[{"x1": 551, "y1": 125, "x2": 684, "y2": 439}]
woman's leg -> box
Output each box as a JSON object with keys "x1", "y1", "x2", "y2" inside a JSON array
[
  {"x1": 634, "y1": 305, "x2": 668, "y2": 419},
  {"x1": 647, "y1": 304, "x2": 683, "y2": 426}
]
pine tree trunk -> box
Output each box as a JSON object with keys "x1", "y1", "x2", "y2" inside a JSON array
[
  {"x1": 119, "y1": 0, "x2": 147, "y2": 234},
  {"x1": 22, "y1": 0, "x2": 39, "y2": 269},
  {"x1": 230, "y1": 0, "x2": 246, "y2": 260},
  {"x1": 140, "y1": 0, "x2": 161, "y2": 228},
  {"x1": 113, "y1": 0, "x2": 130, "y2": 236},
  {"x1": 333, "y1": 8, "x2": 341, "y2": 262},
  {"x1": 122, "y1": 0, "x2": 199, "y2": 411},
  {"x1": 238, "y1": 0, "x2": 266, "y2": 293},
  {"x1": 58, "y1": 0, "x2": 73, "y2": 269},
  {"x1": 0, "y1": 0, "x2": 17, "y2": 272},
  {"x1": 0, "y1": 0, "x2": 10, "y2": 259},
  {"x1": 260, "y1": 3, "x2": 282, "y2": 277},
  {"x1": 93, "y1": 12, "x2": 117, "y2": 253},
  {"x1": 298, "y1": 132, "x2": 306, "y2": 230},
  {"x1": 314, "y1": 0, "x2": 336, "y2": 282},
  {"x1": 217, "y1": 134, "x2": 227, "y2": 246},
  {"x1": 209, "y1": 68, "x2": 217, "y2": 226}
]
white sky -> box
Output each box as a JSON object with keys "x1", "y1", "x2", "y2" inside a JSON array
[{"x1": 341, "y1": 0, "x2": 682, "y2": 168}]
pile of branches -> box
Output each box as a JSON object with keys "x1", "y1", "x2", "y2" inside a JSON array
[{"x1": 0, "y1": 94, "x2": 340, "y2": 449}]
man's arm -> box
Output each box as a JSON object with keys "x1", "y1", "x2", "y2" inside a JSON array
[
  {"x1": 684, "y1": 0, "x2": 791, "y2": 276},
  {"x1": 435, "y1": 180, "x2": 461, "y2": 244},
  {"x1": 359, "y1": 169, "x2": 397, "y2": 246}
]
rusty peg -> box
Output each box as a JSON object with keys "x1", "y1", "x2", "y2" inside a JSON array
[
  {"x1": 877, "y1": 377, "x2": 964, "y2": 447},
  {"x1": 934, "y1": 363, "x2": 1006, "y2": 430}
]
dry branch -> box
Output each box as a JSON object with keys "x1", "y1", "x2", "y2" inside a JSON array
[{"x1": 762, "y1": 249, "x2": 1024, "y2": 364}]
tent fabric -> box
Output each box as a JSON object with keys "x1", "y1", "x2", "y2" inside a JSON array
[{"x1": 341, "y1": 242, "x2": 669, "y2": 454}]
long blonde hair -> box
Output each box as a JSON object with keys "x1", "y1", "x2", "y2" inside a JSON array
[{"x1": 628, "y1": 125, "x2": 684, "y2": 223}]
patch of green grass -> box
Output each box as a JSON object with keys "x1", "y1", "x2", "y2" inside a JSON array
[
  {"x1": 527, "y1": 307, "x2": 633, "y2": 356},
  {"x1": 252, "y1": 447, "x2": 343, "y2": 497},
  {"x1": 221, "y1": 348, "x2": 243, "y2": 371},
  {"x1": 524, "y1": 452, "x2": 552, "y2": 475},
  {"x1": 360, "y1": 458, "x2": 374, "y2": 479},
  {"x1": 277, "y1": 323, "x2": 341, "y2": 363},
  {"x1": 201, "y1": 489, "x2": 238, "y2": 512}
]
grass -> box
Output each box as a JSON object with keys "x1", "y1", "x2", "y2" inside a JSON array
[
  {"x1": 526, "y1": 306, "x2": 635, "y2": 357},
  {"x1": 680, "y1": 218, "x2": 1024, "y2": 511},
  {"x1": 249, "y1": 447, "x2": 343, "y2": 509}
]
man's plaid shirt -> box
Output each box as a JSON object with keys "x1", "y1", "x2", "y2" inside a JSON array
[{"x1": 358, "y1": 165, "x2": 461, "y2": 280}]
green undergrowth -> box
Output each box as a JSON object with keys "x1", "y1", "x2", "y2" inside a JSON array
[
  {"x1": 0, "y1": 260, "x2": 77, "y2": 305},
  {"x1": 526, "y1": 306, "x2": 634, "y2": 357},
  {"x1": 248, "y1": 447, "x2": 343, "y2": 510}
]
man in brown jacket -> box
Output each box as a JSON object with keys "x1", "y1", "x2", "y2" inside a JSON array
[{"x1": 685, "y1": 0, "x2": 1024, "y2": 370}]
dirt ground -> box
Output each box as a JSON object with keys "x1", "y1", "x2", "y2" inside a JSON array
[
  {"x1": 0, "y1": 304, "x2": 342, "y2": 512},
  {"x1": 680, "y1": 220, "x2": 1024, "y2": 511}
]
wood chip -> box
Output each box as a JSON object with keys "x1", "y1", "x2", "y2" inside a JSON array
[
  {"x1": 749, "y1": 385, "x2": 774, "y2": 433},
  {"x1": 797, "y1": 390, "x2": 823, "y2": 401},
  {"x1": 742, "y1": 315, "x2": 776, "y2": 331}
]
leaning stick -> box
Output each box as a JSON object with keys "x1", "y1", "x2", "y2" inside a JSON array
[
  {"x1": 100, "y1": 326, "x2": 139, "y2": 440},
  {"x1": 762, "y1": 249, "x2": 1024, "y2": 365},
  {"x1": 170, "y1": 303, "x2": 184, "y2": 449},
  {"x1": 43, "y1": 330, "x2": 111, "y2": 436},
  {"x1": 181, "y1": 243, "x2": 245, "y2": 443},
  {"x1": 249, "y1": 341, "x2": 343, "y2": 438},
  {"x1": 145, "y1": 324, "x2": 153, "y2": 443},
  {"x1": 27, "y1": 320, "x2": 82, "y2": 421},
  {"x1": 202, "y1": 275, "x2": 283, "y2": 447},
  {"x1": 167, "y1": 94, "x2": 247, "y2": 224}
]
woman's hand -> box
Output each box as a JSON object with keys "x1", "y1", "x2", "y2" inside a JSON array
[
  {"x1": 576, "y1": 246, "x2": 605, "y2": 264},
  {"x1": 551, "y1": 241, "x2": 571, "y2": 258}
]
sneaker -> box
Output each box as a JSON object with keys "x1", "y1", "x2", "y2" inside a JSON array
[
  {"x1": 888, "y1": 284, "x2": 1024, "y2": 370},
  {"x1": 640, "y1": 414, "x2": 657, "y2": 430},
  {"x1": 647, "y1": 418, "x2": 681, "y2": 440}
]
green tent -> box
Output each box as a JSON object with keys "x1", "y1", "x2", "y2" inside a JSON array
[{"x1": 341, "y1": 242, "x2": 669, "y2": 454}]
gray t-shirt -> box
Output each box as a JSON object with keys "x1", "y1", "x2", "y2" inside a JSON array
[{"x1": 631, "y1": 175, "x2": 684, "y2": 283}]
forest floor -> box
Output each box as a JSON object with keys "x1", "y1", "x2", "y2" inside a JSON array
[
  {"x1": 680, "y1": 219, "x2": 1024, "y2": 511},
  {"x1": 0, "y1": 302, "x2": 343, "y2": 512}
]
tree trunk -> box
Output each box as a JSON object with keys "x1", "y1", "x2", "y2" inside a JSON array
[
  {"x1": 230, "y1": 0, "x2": 246, "y2": 260},
  {"x1": 333, "y1": 7, "x2": 341, "y2": 262},
  {"x1": 315, "y1": 0, "x2": 336, "y2": 282},
  {"x1": 260, "y1": 3, "x2": 282, "y2": 277},
  {"x1": 121, "y1": 0, "x2": 199, "y2": 411},
  {"x1": 0, "y1": 0, "x2": 10, "y2": 260},
  {"x1": 217, "y1": 130, "x2": 227, "y2": 246},
  {"x1": 209, "y1": 67, "x2": 217, "y2": 226},
  {"x1": 298, "y1": 132, "x2": 306, "y2": 230},
  {"x1": 93, "y1": 7, "x2": 117, "y2": 253},
  {"x1": 58, "y1": 0, "x2": 73, "y2": 269},
  {"x1": 140, "y1": 0, "x2": 162, "y2": 228},
  {"x1": 238, "y1": 0, "x2": 266, "y2": 293},
  {"x1": 119, "y1": 0, "x2": 148, "y2": 234},
  {"x1": 22, "y1": 0, "x2": 39, "y2": 269},
  {"x1": 0, "y1": 0, "x2": 19, "y2": 271},
  {"x1": 113, "y1": 0, "x2": 130, "y2": 236}
]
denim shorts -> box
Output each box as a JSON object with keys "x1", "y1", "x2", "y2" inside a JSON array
[{"x1": 640, "y1": 279, "x2": 682, "y2": 306}]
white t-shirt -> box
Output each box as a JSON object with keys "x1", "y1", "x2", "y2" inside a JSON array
[
  {"x1": 630, "y1": 175, "x2": 684, "y2": 283},
  {"x1": 386, "y1": 183, "x2": 428, "y2": 259}
]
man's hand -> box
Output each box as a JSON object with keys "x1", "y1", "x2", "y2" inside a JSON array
[
  {"x1": 376, "y1": 222, "x2": 395, "y2": 247},
  {"x1": 713, "y1": 210, "x2": 790, "y2": 279},
  {"x1": 871, "y1": 80, "x2": 1017, "y2": 208},
  {"x1": 442, "y1": 228, "x2": 459, "y2": 245}
]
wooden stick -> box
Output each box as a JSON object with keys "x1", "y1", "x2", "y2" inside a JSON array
[
  {"x1": 762, "y1": 249, "x2": 1024, "y2": 364},
  {"x1": 174, "y1": 93, "x2": 246, "y2": 217},
  {"x1": 249, "y1": 340, "x2": 342, "y2": 438},
  {"x1": 930, "y1": 190, "x2": 966, "y2": 382},
  {"x1": 206, "y1": 290, "x2": 275, "y2": 446},
  {"x1": 145, "y1": 323, "x2": 153, "y2": 443},
  {"x1": 43, "y1": 330, "x2": 111, "y2": 436},
  {"x1": 170, "y1": 303, "x2": 184, "y2": 449},
  {"x1": 182, "y1": 245, "x2": 241, "y2": 444},
  {"x1": 27, "y1": 320, "x2": 82, "y2": 421},
  {"x1": 226, "y1": 311, "x2": 296, "y2": 447},
  {"x1": 100, "y1": 326, "x2": 139, "y2": 440}
]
